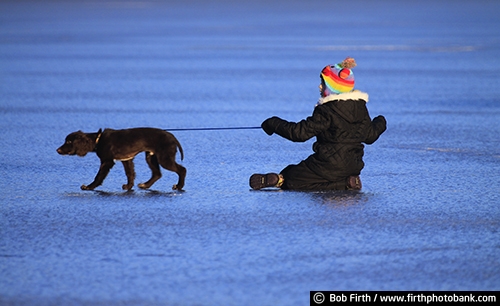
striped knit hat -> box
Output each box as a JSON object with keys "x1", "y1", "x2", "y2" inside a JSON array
[{"x1": 320, "y1": 57, "x2": 356, "y2": 96}]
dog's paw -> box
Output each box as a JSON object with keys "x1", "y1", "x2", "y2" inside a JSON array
[
  {"x1": 81, "y1": 184, "x2": 94, "y2": 191},
  {"x1": 138, "y1": 183, "x2": 149, "y2": 189},
  {"x1": 122, "y1": 184, "x2": 133, "y2": 191},
  {"x1": 172, "y1": 184, "x2": 184, "y2": 191}
]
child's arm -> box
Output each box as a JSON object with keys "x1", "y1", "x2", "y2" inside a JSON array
[
  {"x1": 364, "y1": 115, "x2": 387, "y2": 144},
  {"x1": 261, "y1": 107, "x2": 331, "y2": 142}
]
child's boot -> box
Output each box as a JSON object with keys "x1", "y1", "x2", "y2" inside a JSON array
[
  {"x1": 250, "y1": 173, "x2": 284, "y2": 190},
  {"x1": 347, "y1": 175, "x2": 362, "y2": 190}
]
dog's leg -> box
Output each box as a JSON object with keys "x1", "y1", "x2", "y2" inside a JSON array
[
  {"x1": 171, "y1": 163, "x2": 186, "y2": 191},
  {"x1": 157, "y1": 154, "x2": 186, "y2": 191},
  {"x1": 121, "y1": 160, "x2": 135, "y2": 190},
  {"x1": 138, "y1": 152, "x2": 162, "y2": 189},
  {"x1": 81, "y1": 160, "x2": 115, "y2": 190}
]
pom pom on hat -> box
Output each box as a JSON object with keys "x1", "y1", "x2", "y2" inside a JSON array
[
  {"x1": 339, "y1": 57, "x2": 356, "y2": 69},
  {"x1": 320, "y1": 57, "x2": 356, "y2": 96}
]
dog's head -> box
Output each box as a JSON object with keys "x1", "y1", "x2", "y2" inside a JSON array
[{"x1": 57, "y1": 130, "x2": 100, "y2": 157}]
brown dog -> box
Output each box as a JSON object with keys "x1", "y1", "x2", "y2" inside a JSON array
[{"x1": 57, "y1": 127, "x2": 186, "y2": 191}]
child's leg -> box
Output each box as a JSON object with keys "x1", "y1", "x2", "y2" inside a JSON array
[{"x1": 280, "y1": 162, "x2": 348, "y2": 191}]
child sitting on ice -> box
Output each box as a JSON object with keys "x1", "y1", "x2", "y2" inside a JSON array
[{"x1": 250, "y1": 57, "x2": 387, "y2": 191}]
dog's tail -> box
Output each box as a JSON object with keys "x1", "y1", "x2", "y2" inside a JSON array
[{"x1": 174, "y1": 137, "x2": 184, "y2": 161}]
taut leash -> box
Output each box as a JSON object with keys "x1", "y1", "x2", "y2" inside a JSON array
[{"x1": 164, "y1": 126, "x2": 261, "y2": 132}]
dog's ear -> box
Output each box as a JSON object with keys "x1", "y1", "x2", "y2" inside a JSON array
[{"x1": 97, "y1": 128, "x2": 102, "y2": 134}]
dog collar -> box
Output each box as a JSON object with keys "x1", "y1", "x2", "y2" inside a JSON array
[{"x1": 95, "y1": 132, "x2": 102, "y2": 146}]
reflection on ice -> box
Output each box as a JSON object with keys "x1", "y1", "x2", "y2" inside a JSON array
[{"x1": 309, "y1": 190, "x2": 369, "y2": 207}]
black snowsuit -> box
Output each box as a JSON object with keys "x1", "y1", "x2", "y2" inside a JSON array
[{"x1": 261, "y1": 91, "x2": 386, "y2": 190}]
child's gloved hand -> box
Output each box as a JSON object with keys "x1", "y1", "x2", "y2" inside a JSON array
[
  {"x1": 261, "y1": 117, "x2": 279, "y2": 135},
  {"x1": 373, "y1": 115, "x2": 387, "y2": 133}
]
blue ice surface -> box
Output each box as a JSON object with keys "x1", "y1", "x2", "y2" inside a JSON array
[{"x1": 1, "y1": 0, "x2": 499, "y2": 305}]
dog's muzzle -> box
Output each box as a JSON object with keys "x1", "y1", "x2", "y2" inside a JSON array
[{"x1": 56, "y1": 147, "x2": 71, "y2": 155}]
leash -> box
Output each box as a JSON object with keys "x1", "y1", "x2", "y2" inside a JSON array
[{"x1": 164, "y1": 126, "x2": 261, "y2": 131}]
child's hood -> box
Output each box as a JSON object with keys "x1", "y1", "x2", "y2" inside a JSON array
[
  {"x1": 317, "y1": 91, "x2": 368, "y2": 105},
  {"x1": 317, "y1": 91, "x2": 369, "y2": 123}
]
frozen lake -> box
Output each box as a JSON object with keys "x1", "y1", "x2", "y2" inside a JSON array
[{"x1": 1, "y1": 0, "x2": 499, "y2": 305}]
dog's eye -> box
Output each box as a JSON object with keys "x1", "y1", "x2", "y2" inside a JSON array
[{"x1": 66, "y1": 140, "x2": 72, "y2": 144}]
